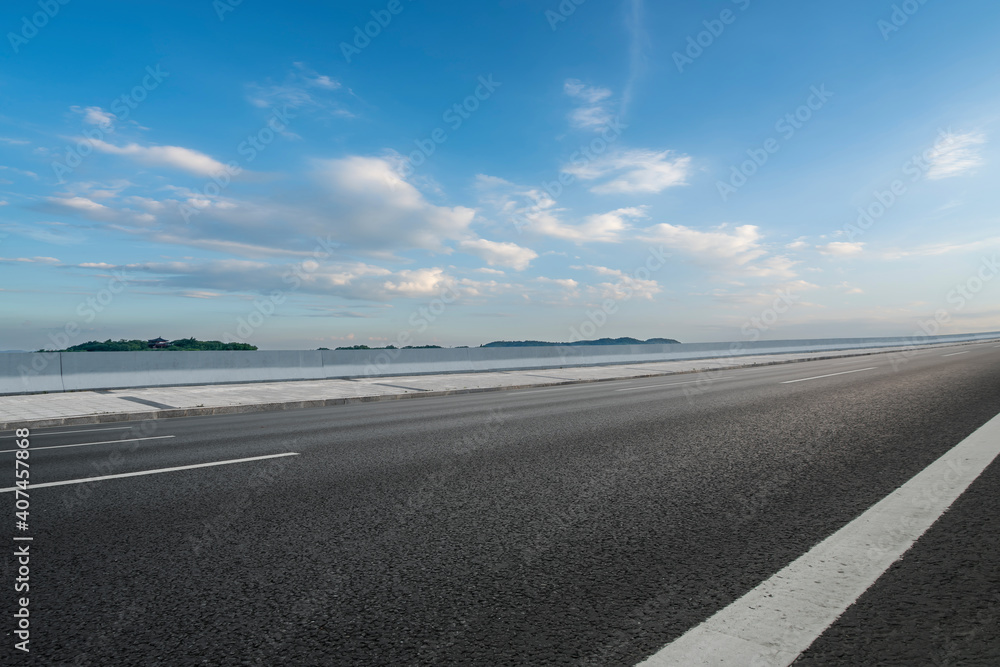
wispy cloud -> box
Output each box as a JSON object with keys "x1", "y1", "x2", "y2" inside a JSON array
[
  {"x1": 0, "y1": 256, "x2": 60, "y2": 265},
  {"x1": 476, "y1": 177, "x2": 647, "y2": 243},
  {"x1": 818, "y1": 241, "x2": 864, "y2": 257},
  {"x1": 576, "y1": 264, "x2": 661, "y2": 300},
  {"x1": 642, "y1": 223, "x2": 764, "y2": 263},
  {"x1": 881, "y1": 235, "x2": 1000, "y2": 260},
  {"x1": 927, "y1": 130, "x2": 987, "y2": 180},
  {"x1": 563, "y1": 148, "x2": 691, "y2": 194},
  {"x1": 70, "y1": 257, "x2": 512, "y2": 303},
  {"x1": 246, "y1": 62, "x2": 351, "y2": 118},
  {"x1": 70, "y1": 105, "x2": 116, "y2": 128},
  {"x1": 564, "y1": 79, "x2": 614, "y2": 130},
  {"x1": 87, "y1": 139, "x2": 229, "y2": 176},
  {"x1": 622, "y1": 0, "x2": 648, "y2": 115},
  {"x1": 534, "y1": 204, "x2": 647, "y2": 243},
  {"x1": 0, "y1": 165, "x2": 38, "y2": 179}
]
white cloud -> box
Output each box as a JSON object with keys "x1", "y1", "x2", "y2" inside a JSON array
[
  {"x1": 71, "y1": 105, "x2": 116, "y2": 128},
  {"x1": 742, "y1": 255, "x2": 800, "y2": 279},
  {"x1": 458, "y1": 239, "x2": 538, "y2": 271},
  {"x1": 58, "y1": 154, "x2": 479, "y2": 261},
  {"x1": 508, "y1": 191, "x2": 645, "y2": 243},
  {"x1": 0, "y1": 137, "x2": 30, "y2": 145},
  {"x1": 88, "y1": 139, "x2": 228, "y2": 176},
  {"x1": 311, "y1": 156, "x2": 475, "y2": 253},
  {"x1": 563, "y1": 148, "x2": 691, "y2": 194},
  {"x1": 577, "y1": 265, "x2": 661, "y2": 301},
  {"x1": 535, "y1": 277, "x2": 579, "y2": 290},
  {"x1": 927, "y1": 130, "x2": 987, "y2": 180},
  {"x1": 48, "y1": 196, "x2": 111, "y2": 213},
  {"x1": 476, "y1": 176, "x2": 648, "y2": 243},
  {"x1": 564, "y1": 79, "x2": 613, "y2": 130},
  {"x1": 642, "y1": 223, "x2": 764, "y2": 262},
  {"x1": 818, "y1": 241, "x2": 864, "y2": 256}
]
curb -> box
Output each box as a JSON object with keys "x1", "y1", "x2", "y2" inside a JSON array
[{"x1": 2, "y1": 341, "x2": 995, "y2": 431}]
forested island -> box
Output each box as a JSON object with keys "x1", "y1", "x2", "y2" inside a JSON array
[{"x1": 52, "y1": 338, "x2": 257, "y2": 352}]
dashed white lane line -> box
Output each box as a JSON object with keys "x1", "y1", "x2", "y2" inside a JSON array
[
  {"x1": 943, "y1": 351, "x2": 970, "y2": 357},
  {"x1": 780, "y1": 367, "x2": 877, "y2": 384},
  {"x1": 636, "y1": 411, "x2": 1000, "y2": 667},
  {"x1": 616, "y1": 377, "x2": 732, "y2": 392},
  {"x1": 0, "y1": 452, "x2": 300, "y2": 493},
  {"x1": 0, "y1": 436, "x2": 174, "y2": 454}
]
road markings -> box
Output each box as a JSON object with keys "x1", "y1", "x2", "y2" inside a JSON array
[
  {"x1": 0, "y1": 436, "x2": 174, "y2": 454},
  {"x1": 0, "y1": 452, "x2": 300, "y2": 493},
  {"x1": 780, "y1": 367, "x2": 877, "y2": 384},
  {"x1": 943, "y1": 351, "x2": 970, "y2": 357},
  {"x1": 517, "y1": 385, "x2": 594, "y2": 395},
  {"x1": 636, "y1": 411, "x2": 1000, "y2": 667},
  {"x1": 616, "y1": 377, "x2": 732, "y2": 392},
  {"x1": 2, "y1": 426, "x2": 135, "y2": 437}
]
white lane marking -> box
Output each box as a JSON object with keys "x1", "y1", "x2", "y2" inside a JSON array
[
  {"x1": 0, "y1": 453, "x2": 300, "y2": 493},
  {"x1": 617, "y1": 377, "x2": 732, "y2": 392},
  {"x1": 3, "y1": 426, "x2": 134, "y2": 437},
  {"x1": 636, "y1": 411, "x2": 1000, "y2": 667},
  {"x1": 517, "y1": 385, "x2": 597, "y2": 395},
  {"x1": 943, "y1": 351, "x2": 970, "y2": 357},
  {"x1": 780, "y1": 367, "x2": 877, "y2": 384},
  {"x1": 0, "y1": 436, "x2": 174, "y2": 454}
]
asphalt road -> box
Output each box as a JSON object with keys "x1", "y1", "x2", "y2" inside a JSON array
[{"x1": 3, "y1": 342, "x2": 1000, "y2": 665}]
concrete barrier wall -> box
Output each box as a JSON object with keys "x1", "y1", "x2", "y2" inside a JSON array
[
  {"x1": 0, "y1": 351, "x2": 64, "y2": 395},
  {"x1": 2, "y1": 330, "x2": 998, "y2": 395},
  {"x1": 59, "y1": 350, "x2": 326, "y2": 392}
]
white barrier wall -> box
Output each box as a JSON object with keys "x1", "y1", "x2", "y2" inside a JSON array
[{"x1": 2, "y1": 331, "x2": 998, "y2": 395}]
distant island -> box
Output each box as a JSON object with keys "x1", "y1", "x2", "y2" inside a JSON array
[
  {"x1": 481, "y1": 337, "x2": 680, "y2": 347},
  {"x1": 52, "y1": 338, "x2": 257, "y2": 352},
  {"x1": 334, "y1": 345, "x2": 442, "y2": 350},
  {"x1": 41, "y1": 337, "x2": 679, "y2": 352}
]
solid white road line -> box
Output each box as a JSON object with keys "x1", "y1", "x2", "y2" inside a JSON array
[
  {"x1": 943, "y1": 351, "x2": 970, "y2": 357},
  {"x1": 4, "y1": 426, "x2": 134, "y2": 437},
  {"x1": 0, "y1": 436, "x2": 174, "y2": 454},
  {"x1": 636, "y1": 411, "x2": 1000, "y2": 667},
  {"x1": 781, "y1": 367, "x2": 877, "y2": 384},
  {"x1": 617, "y1": 377, "x2": 732, "y2": 392},
  {"x1": 0, "y1": 452, "x2": 300, "y2": 493}
]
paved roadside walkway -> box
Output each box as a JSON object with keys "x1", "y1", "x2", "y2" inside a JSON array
[{"x1": 0, "y1": 343, "x2": 973, "y2": 430}]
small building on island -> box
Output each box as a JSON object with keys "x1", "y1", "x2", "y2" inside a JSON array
[{"x1": 147, "y1": 337, "x2": 170, "y2": 349}]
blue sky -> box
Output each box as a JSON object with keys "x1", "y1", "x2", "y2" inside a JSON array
[{"x1": 2, "y1": 0, "x2": 999, "y2": 350}]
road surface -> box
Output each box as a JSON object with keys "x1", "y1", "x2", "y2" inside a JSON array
[{"x1": 3, "y1": 342, "x2": 999, "y2": 665}]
